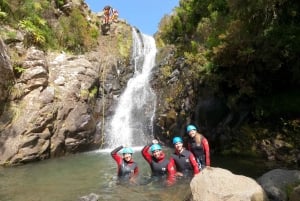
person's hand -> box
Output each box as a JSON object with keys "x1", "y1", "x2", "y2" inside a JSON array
[
  {"x1": 165, "y1": 180, "x2": 175, "y2": 187},
  {"x1": 175, "y1": 172, "x2": 183, "y2": 177},
  {"x1": 129, "y1": 176, "x2": 138, "y2": 185},
  {"x1": 152, "y1": 139, "x2": 158, "y2": 144}
]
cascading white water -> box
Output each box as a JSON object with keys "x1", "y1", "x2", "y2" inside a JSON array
[{"x1": 106, "y1": 29, "x2": 157, "y2": 147}]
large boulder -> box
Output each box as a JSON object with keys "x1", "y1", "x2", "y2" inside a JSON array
[
  {"x1": 289, "y1": 185, "x2": 300, "y2": 201},
  {"x1": 257, "y1": 169, "x2": 300, "y2": 201},
  {"x1": 190, "y1": 167, "x2": 269, "y2": 201}
]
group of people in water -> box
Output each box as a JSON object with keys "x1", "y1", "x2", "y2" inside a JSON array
[{"x1": 110, "y1": 124, "x2": 210, "y2": 186}]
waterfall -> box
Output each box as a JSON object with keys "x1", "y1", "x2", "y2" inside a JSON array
[{"x1": 106, "y1": 29, "x2": 157, "y2": 148}]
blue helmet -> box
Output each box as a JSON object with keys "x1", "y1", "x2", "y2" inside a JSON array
[
  {"x1": 172, "y1": 136, "x2": 183, "y2": 145},
  {"x1": 121, "y1": 147, "x2": 134, "y2": 154},
  {"x1": 186, "y1": 124, "x2": 197, "y2": 133},
  {"x1": 150, "y1": 144, "x2": 162, "y2": 152}
]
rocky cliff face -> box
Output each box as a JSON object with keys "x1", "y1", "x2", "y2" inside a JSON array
[
  {"x1": 0, "y1": 39, "x2": 14, "y2": 114},
  {"x1": 0, "y1": 12, "x2": 134, "y2": 165},
  {"x1": 151, "y1": 45, "x2": 299, "y2": 166},
  {"x1": 151, "y1": 46, "x2": 229, "y2": 145}
]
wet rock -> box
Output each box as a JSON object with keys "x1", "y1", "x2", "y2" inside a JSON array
[
  {"x1": 257, "y1": 169, "x2": 300, "y2": 201},
  {"x1": 78, "y1": 193, "x2": 99, "y2": 201},
  {"x1": 190, "y1": 167, "x2": 268, "y2": 201}
]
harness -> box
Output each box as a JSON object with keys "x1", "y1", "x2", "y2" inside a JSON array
[
  {"x1": 190, "y1": 138, "x2": 206, "y2": 169},
  {"x1": 150, "y1": 158, "x2": 169, "y2": 177},
  {"x1": 118, "y1": 160, "x2": 137, "y2": 179},
  {"x1": 171, "y1": 149, "x2": 193, "y2": 176}
]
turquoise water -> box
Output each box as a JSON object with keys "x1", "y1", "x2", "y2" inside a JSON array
[
  {"x1": 0, "y1": 148, "x2": 191, "y2": 201},
  {"x1": 0, "y1": 148, "x2": 275, "y2": 201}
]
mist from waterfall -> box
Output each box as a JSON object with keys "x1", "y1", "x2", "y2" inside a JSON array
[{"x1": 106, "y1": 29, "x2": 157, "y2": 148}]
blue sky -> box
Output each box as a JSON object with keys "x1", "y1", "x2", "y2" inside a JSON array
[{"x1": 85, "y1": 0, "x2": 179, "y2": 36}]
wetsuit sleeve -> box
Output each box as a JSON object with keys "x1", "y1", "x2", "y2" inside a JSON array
[
  {"x1": 166, "y1": 160, "x2": 176, "y2": 185},
  {"x1": 168, "y1": 157, "x2": 177, "y2": 172},
  {"x1": 141, "y1": 144, "x2": 152, "y2": 164},
  {"x1": 111, "y1": 145, "x2": 123, "y2": 165},
  {"x1": 189, "y1": 152, "x2": 200, "y2": 175},
  {"x1": 134, "y1": 166, "x2": 139, "y2": 176},
  {"x1": 202, "y1": 138, "x2": 211, "y2": 166}
]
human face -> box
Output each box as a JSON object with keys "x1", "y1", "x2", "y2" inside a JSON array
[
  {"x1": 123, "y1": 153, "x2": 132, "y2": 162},
  {"x1": 188, "y1": 129, "x2": 196, "y2": 138},
  {"x1": 174, "y1": 142, "x2": 183, "y2": 152},
  {"x1": 152, "y1": 150, "x2": 161, "y2": 159}
]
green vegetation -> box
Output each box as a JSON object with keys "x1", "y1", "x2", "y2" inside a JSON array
[
  {"x1": 80, "y1": 86, "x2": 99, "y2": 103},
  {"x1": 0, "y1": 0, "x2": 10, "y2": 21},
  {"x1": 157, "y1": 0, "x2": 300, "y2": 120},
  {"x1": 156, "y1": 0, "x2": 300, "y2": 154},
  {"x1": 89, "y1": 86, "x2": 98, "y2": 99},
  {"x1": 0, "y1": 0, "x2": 99, "y2": 53},
  {"x1": 13, "y1": 65, "x2": 25, "y2": 74},
  {"x1": 0, "y1": 8, "x2": 7, "y2": 19},
  {"x1": 54, "y1": 0, "x2": 66, "y2": 8},
  {"x1": 117, "y1": 29, "x2": 132, "y2": 59},
  {"x1": 160, "y1": 65, "x2": 173, "y2": 78},
  {"x1": 255, "y1": 90, "x2": 300, "y2": 119},
  {"x1": 56, "y1": 8, "x2": 98, "y2": 53},
  {"x1": 285, "y1": 181, "x2": 300, "y2": 200},
  {"x1": 18, "y1": 18, "x2": 47, "y2": 47}
]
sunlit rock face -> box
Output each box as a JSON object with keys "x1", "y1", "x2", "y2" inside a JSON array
[
  {"x1": 0, "y1": 22, "x2": 134, "y2": 166},
  {"x1": 190, "y1": 167, "x2": 269, "y2": 201}
]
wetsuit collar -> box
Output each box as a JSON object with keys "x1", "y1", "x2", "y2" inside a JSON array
[
  {"x1": 175, "y1": 148, "x2": 186, "y2": 156},
  {"x1": 124, "y1": 158, "x2": 134, "y2": 164}
]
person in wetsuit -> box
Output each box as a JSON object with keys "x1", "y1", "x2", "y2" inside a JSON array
[
  {"x1": 186, "y1": 124, "x2": 210, "y2": 170},
  {"x1": 141, "y1": 139, "x2": 176, "y2": 185},
  {"x1": 169, "y1": 136, "x2": 200, "y2": 178},
  {"x1": 111, "y1": 145, "x2": 138, "y2": 184}
]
